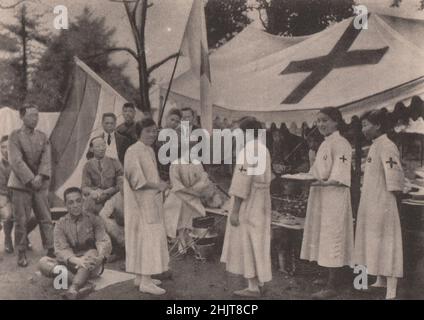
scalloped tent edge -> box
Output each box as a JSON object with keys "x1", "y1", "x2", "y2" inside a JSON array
[{"x1": 159, "y1": 13, "x2": 424, "y2": 133}]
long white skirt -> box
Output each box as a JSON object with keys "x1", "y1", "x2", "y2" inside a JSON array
[{"x1": 301, "y1": 186, "x2": 354, "y2": 268}]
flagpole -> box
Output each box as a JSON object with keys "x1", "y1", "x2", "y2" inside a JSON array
[{"x1": 158, "y1": 51, "x2": 181, "y2": 128}]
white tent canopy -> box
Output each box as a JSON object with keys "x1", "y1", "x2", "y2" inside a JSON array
[{"x1": 160, "y1": 13, "x2": 424, "y2": 128}]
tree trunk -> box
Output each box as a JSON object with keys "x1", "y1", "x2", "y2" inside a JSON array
[
  {"x1": 21, "y1": 5, "x2": 28, "y2": 103},
  {"x1": 138, "y1": 53, "x2": 151, "y2": 115}
]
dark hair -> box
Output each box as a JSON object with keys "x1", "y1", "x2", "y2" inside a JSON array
[
  {"x1": 360, "y1": 109, "x2": 391, "y2": 134},
  {"x1": 181, "y1": 107, "x2": 194, "y2": 116},
  {"x1": 0, "y1": 135, "x2": 8, "y2": 144},
  {"x1": 122, "y1": 102, "x2": 135, "y2": 110},
  {"x1": 167, "y1": 108, "x2": 182, "y2": 119},
  {"x1": 409, "y1": 95, "x2": 424, "y2": 121},
  {"x1": 319, "y1": 106, "x2": 346, "y2": 132},
  {"x1": 279, "y1": 122, "x2": 290, "y2": 137},
  {"x1": 19, "y1": 103, "x2": 39, "y2": 117},
  {"x1": 102, "y1": 113, "x2": 117, "y2": 122},
  {"x1": 135, "y1": 118, "x2": 157, "y2": 138},
  {"x1": 63, "y1": 187, "x2": 82, "y2": 202},
  {"x1": 392, "y1": 101, "x2": 409, "y2": 125},
  {"x1": 239, "y1": 117, "x2": 263, "y2": 138}
]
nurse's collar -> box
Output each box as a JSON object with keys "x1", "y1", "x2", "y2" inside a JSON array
[
  {"x1": 325, "y1": 130, "x2": 340, "y2": 140},
  {"x1": 372, "y1": 133, "x2": 387, "y2": 143}
]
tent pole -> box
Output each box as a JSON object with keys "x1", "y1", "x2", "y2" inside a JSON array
[{"x1": 158, "y1": 51, "x2": 181, "y2": 128}]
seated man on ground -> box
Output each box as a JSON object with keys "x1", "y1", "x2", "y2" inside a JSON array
[
  {"x1": 38, "y1": 187, "x2": 112, "y2": 300},
  {"x1": 82, "y1": 136, "x2": 123, "y2": 215},
  {"x1": 99, "y1": 178, "x2": 125, "y2": 262}
]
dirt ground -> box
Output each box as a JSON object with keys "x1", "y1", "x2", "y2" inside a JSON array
[{"x1": 0, "y1": 225, "x2": 422, "y2": 300}]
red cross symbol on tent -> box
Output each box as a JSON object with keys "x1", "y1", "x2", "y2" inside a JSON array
[{"x1": 280, "y1": 14, "x2": 389, "y2": 104}]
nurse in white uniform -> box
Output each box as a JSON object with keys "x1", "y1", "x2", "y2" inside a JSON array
[
  {"x1": 221, "y1": 117, "x2": 272, "y2": 297},
  {"x1": 301, "y1": 107, "x2": 354, "y2": 299},
  {"x1": 354, "y1": 109, "x2": 404, "y2": 300}
]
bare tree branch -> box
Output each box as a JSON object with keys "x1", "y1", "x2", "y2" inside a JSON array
[
  {"x1": 147, "y1": 52, "x2": 179, "y2": 75},
  {"x1": 249, "y1": 1, "x2": 268, "y2": 29},
  {"x1": 123, "y1": 0, "x2": 142, "y2": 53},
  {"x1": 256, "y1": 7, "x2": 267, "y2": 29},
  {"x1": 105, "y1": 47, "x2": 138, "y2": 60},
  {"x1": 139, "y1": 0, "x2": 148, "y2": 43},
  {"x1": 84, "y1": 47, "x2": 138, "y2": 61},
  {"x1": 131, "y1": 0, "x2": 141, "y2": 24}
]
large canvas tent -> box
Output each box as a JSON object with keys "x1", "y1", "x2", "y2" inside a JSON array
[{"x1": 159, "y1": 13, "x2": 424, "y2": 128}]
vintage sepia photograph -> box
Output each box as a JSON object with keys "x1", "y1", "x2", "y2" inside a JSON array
[{"x1": 0, "y1": 0, "x2": 424, "y2": 303}]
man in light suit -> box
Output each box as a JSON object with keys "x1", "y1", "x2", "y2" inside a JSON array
[
  {"x1": 101, "y1": 113, "x2": 131, "y2": 165},
  {"x1": 8, "y1": 104, "x2": 54, "y2": 267}
]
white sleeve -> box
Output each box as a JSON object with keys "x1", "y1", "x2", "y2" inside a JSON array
[
  {"x1": 229, "y1": 152, "x2": 253, "y2": 200},
  {"x1": 329, "y1": 142, "x2": 351, "y2": 187},
  {"x1": 381, "y1": 144, "x2": 404, "y2": 192}
]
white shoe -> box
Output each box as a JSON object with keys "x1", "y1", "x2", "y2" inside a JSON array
[
  {"x1": 139, "y1": 283, "x2": 166, "y2": 295},
  {"x1": 371, "y1": 276, "x2": 387, "y2": 288},
  {"x1": 134, "y1": 277, "x2": 161, "y2": 287}
]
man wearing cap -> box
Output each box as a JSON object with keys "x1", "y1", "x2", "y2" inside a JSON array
[
  {"x1": 38, "y1": 187, "x2": 111, "y2": 300},
  {"x1": 8, "y1": 104, "x2": 54, "y2": 267}
]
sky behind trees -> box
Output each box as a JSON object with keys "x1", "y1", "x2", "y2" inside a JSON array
[{"x1": 1, "y1": 0, "x2": 423, "y2": 87}]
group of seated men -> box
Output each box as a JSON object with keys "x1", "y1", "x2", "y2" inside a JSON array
[
  {"x1": 38, "y1": 102, "x2": 141, "y2": 299},
  {"x1": 37, "y1": 103, "x2": 200, "y2": 299},
  {"x1": 80, "y1": 102, "x2": 137, "y2": 259}
]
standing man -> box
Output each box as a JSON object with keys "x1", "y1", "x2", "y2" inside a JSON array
[
  {"x1": 181, "y1": 107, "x2": 200, "y2": 132},
  {"x1": 8, "y1": 104, "x2": 54, "y2": 267},
  {"x1": 0, "y1": 135, "x2": 38, "y2": 254},
  {"x1": 116, "y1": 103, "x2": 138, "y2": 144},
  {"x1": 0, "y1": 135, "x2": 14, "y2": 253},
  {"x1": 101, "y1": 113, "x2": 131, "y2": 165}
]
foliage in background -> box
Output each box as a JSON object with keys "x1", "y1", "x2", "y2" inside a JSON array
[
  {"x1": 28, "y1": 7, "x2": 138, "y2": 112},
  {"x1": 255, "y1": 0, "x2": 355, "y2": 36},
  {"x1": 0, "y1": 4, "x2": 48, "y2": 106},
  {"x1": 205, "y1": 0, "x2": 251, "y2": 49}
]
